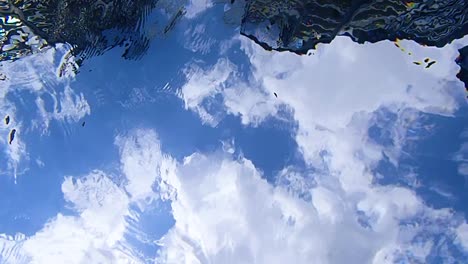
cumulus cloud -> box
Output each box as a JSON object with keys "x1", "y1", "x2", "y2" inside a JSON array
[
  {"x1": 240, "y1": 36, "x2": 466, "y2": 166},
  {"x1": 179, "y1": 34, "x2": 468, "y2": 182},
  {"x1": 115, "y1": 129, "x2": 175, "y2": 203},
  {"x1": 21, "y1": 171, "x2": 131, "y2": 263},
  {"x1": 0, "y1": 170, "x2": 134, "y2": 264},
  {"x1": 174, "y1": 34, "x2": 468, "y2": 262},
  {"x1": 179, "y1": 58, "x2": 234, "y2": 126},
  {"x1": 179, "y1": 58, "x2": 281, "y2": 126},
  {"x1": 1, "y1": 13, "x2": 467, "y2": 264},
  {"x1": 1, "y1": 122, "x2": 466, "y2": 263},
  {"x1": 0, "y1": 129, "x2": 173, "y2": 263},
  {"x1": 154, "y1": 147, "x2": 465, "y2": 263}
]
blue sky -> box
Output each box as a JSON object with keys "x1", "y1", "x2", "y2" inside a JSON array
[{"x1": 1, "y1": 1, "x2": 468, "y2": 263}]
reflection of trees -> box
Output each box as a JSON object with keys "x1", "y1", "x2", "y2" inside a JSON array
[
  {"x1": 235, "y1": 0, "x2": 468, "y2": 54},
  {"x1": 0, "y1": 0, "x2": 186, "y2": 63}
]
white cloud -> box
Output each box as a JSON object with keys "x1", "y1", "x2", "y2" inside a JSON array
[
  {"x1": 179, "y1": 58, "x2": 282, "y2": 126},
  {"x1": 239, "y1": 36, "x2": 465, "y2": 165},
  {"x1": 174, "y1": 34, "x2": 468, "y2": 262},
  {"x1": 0, "y1": 124, "x2": 28, "y2": 181},
  {"x1": 35, "y1": 85, "x2": 90, "y2": 131},
  {"x1": 222, "y1": 81, "x2": 280, "y2": 125},
  {"x1": 21, "y1": 171, "x2": 131, "y2": 264},
  {"x1": 0, "y1": 170, "x2": 135, "y2": 264},
  {"x1": 1, "y1": 15, "x2": 467, "y2": 264},
  {"x1": 179, "y1": 34, "x2": 468, "y2": 180},
  {"x1": 115, "y1": 129, "x2": 171, "y2": 203},
  {"x1": 0, "y1": 233, "x2": 29, "y2": 263},
  {"x1": 457, "y1": 222, "x2": 468, "y2": 251},
  {"x1": 0, "y1": 44, "x2": 90, "y2": 177},
  {"x1": 154, "y1": 149, "x2": 463, "y2": 263},
  {"x1": 0, "y1": 129, "x2": 174, "y2": 263},
  {"x1": 1, "y1": 122, "x2": 465, "y2": 263},
  {"x1": 185, "y1": 0, "x2": 213, "y2": 19},
  {"x1": 179, "y1": 59, "x2": 234, "y2": 126}
]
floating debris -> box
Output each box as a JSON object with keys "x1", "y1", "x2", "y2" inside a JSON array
[
  {"x1": 426, "y1": 61, "x2": 436, "y2": 69},
  {"x1": 412, "y1": 58, "x2": 437, "y2": 68},
  {"x1": 5, "y1": 115, "x2": 10, "y2": 125},
  {"x1": 274, "y1": 92, "x2": 278, "y2": 98},
  {"x1": 394, "y1": 39, "x2": 406, "y2": 52},
  {"x1": 82, "y1": 121, "x2": 86, "y2": 127},
  {"x1": 8, "y1": 129, "x2": 16, "y2": 145},
  {"x1": 0, "y1": 73, "x2": 6, "y2": 81}
]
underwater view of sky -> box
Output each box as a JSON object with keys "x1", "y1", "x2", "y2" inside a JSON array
[{"x1": 0, "y1": 1, "x2": 468, "y2": 263}]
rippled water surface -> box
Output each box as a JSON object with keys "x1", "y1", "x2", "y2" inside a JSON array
[{"x1": 0, "y1": 1, "x2": 468, "y2": 263}]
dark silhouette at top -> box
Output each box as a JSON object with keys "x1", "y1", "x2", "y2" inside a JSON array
[
  {"x1": 228, "y1": 0, "x2": 468, "y2": 55},
  {"x1": 0, "y1": 0, "x2": 186, "y2": 64},
  {"x1": 456, "y1": 45, "x2": 468, "y2": 94}
]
